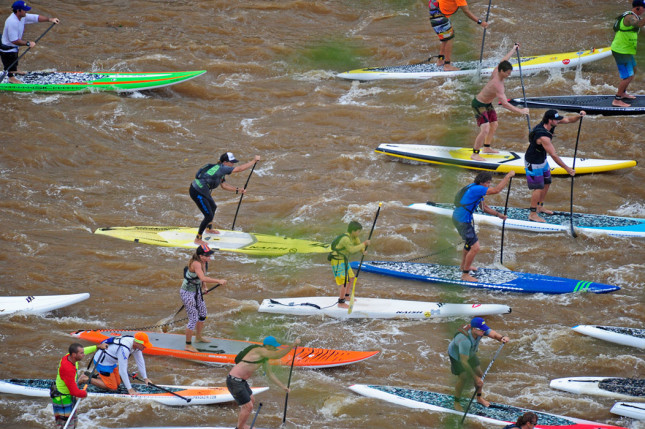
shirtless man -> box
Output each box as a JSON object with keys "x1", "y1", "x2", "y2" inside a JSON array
[
  {"x1": 471, "y1": 44, "x2": 530, "y2": 161},
  {"x1": 227, "y1": 336, "x2": 300, "y2": 429}
]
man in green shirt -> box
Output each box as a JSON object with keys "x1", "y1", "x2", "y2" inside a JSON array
[{"x1": 611, "y1": 0, "x2": 645, "y2": 107}]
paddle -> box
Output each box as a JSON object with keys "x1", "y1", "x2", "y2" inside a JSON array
[
  {"x1": 63, "y1": 349, "x2": 97, "y2": 429},
  {"x1": 249, "y1": 402, "x2": 263, "y2": 429},
  {"x1": 515, "y1": 45, "x2": 531, "y2": 131},
  {"x1": 157, "y1": 284, "x2": 220, "y2": 333},
  {"x1": 460, "y1": 342, "x2": 505, "y2": 424},
  {"x1": 569, "y1": 115, "x2": 584, "y2": 238},
  {"x1": 499, "y1": 177, "x2": 512, "y2": 266},
  {"x1": 130, "y1": 372, "x2": 191, "y2": 403},
  {"x1": 231, "y1": 161, "x2": 257, "y2": 231},
  {"x1": 0, "y1": 22, "x2": 56, "y2": 83},
  {"x1": 476, "y1": 0, "x2": 493, "y2": 78},
  {"x1": 348, "y1": 202, "x2": 382, "y2": 315},
  {"x1": 282, "y1": 346, "x2": 298, "y2": 424}
]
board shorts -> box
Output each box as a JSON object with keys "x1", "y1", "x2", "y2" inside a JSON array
[
  {"x1": 525, "y1": 160, "x2": 552, "y2": 190},
  {"x1": 52, "y1": 395, "x2": 78, "y2": 429},
  {"x1": 0, "y1": 51, "x2": 18, "y2": 76},
  {"x1": 180, "y1": 287, "x2": 207, "y2": 330},
  {"x1": 450, "y1": 355, "x2": 481, "y2": 376},
  {"x1": 472, "y1": 97, "x2": 498, "y2": 127},
  {"x1": 98, "y1": 367, "x2": 122, "y2": 391},
  {"x1": 226, "y1": 374, "x2": 253, "y2": 406},
  {"x1": 331, "y1": 258, "x2": 354, "y2": 285},
  {"x1": 612, "y1": 50, "x2": 636, "y2": 80},
  {"x1": 452, "y1": 218, "x2": 478, "y2": 250},
  {"x1": 429, "y1": 2, "x2": 454, "y2": 42}
]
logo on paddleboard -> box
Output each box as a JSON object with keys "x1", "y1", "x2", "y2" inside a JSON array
[{"x1": 562, "y1": 59, "x2": 570, "y2": 65}]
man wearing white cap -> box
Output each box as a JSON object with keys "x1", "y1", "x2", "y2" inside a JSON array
[
  {"x1": 190, "y1": 152, "x2": 261, "y2": 246},
  {"x1": 448, "y1": 317, "x2": 508, "y2": 408},
  {"x1": 1, "y1": 1, "x2": 59, "y2": 83}
]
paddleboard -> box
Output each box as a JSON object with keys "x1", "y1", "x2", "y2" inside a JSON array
[
  {"x1": 349, "y1": 384, "x2": 627, "y2": 428},
  {"x1": 0, "y1": 378, "x2": 268, "y2": 406},
  {"x1": 611, "y1": 402, "x2": 645, "y2": 420},
  {"x1": 0, "y1": 293, "x2": 90, "y2": 316},
  {"x1": 550, "y1": 377, "x2": 644, "y2": 401},
  {"x1": 338, "y1": 47, "x2": 611, "y2": 81},
  {"x1": 95, "y1": 226, "x2": 330, "y2": 256},
  {"x1": 351, "y1": 261, "x2": 620, "y2": 294},
  {"x1": 509, "y1": 95, "x2": 645, "y2": 116},
  {"x1": 375, "y1": 144, "x2": 637, "y2": 175},
  {"x1": 258, "y1": 297, "x2": 511, "y2": 319},
  {"x1": 572, "y1": 325, "x2": 645, "y2": 349},
  {"x1": 0, "y1": 70, "x2": 205, "y2": 93},
  {"x1": 71, "y1": 330, "x2": 378, "y2": 368},
  {"x1": 410, "y1": 202, "x2": 645, "y2": 238}
]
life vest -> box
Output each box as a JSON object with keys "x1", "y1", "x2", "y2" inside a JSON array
[
  {"x1": 94, "y1": 336, "x2": 132, "y2": 371},
  {"x1": 327, "y1": 232, "x2": 349, "y2": 262},
  {"x1": 614, "y1": 11, "x2": 640, "y2": 32},
  {"x1": 234, "y1": 344, "x2": 267, "y2": 365}
]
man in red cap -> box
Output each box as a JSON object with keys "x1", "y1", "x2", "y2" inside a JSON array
[
  {"x1": 90, "y1": 332, "x2": 153, "y2": 395},
  {"x1": 448, "y1": 317, "x2": 508, "y2": 408},
  {"x1": 1, "y1": 1, "x2": 59, "y2": 83}
]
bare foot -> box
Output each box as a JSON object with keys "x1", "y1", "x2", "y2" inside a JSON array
[
  {"x1": 477, "y1": 397, "x2": 490, "y2": 407},
  {"x1": 185, "y1": 344, "x2": 199, "y2": 353},
  {"x1": 194, "y1": 237, "x2": 207, "y2": 246},
  {"x1": 612, "y1": 99, "x2": 630, "y2": 107},
  {"x1": 195, "y1": 337, "x2": 208, "y2": 343},
  {"x1": 470, "y1": 153, "x2": 486, "y2": 161},
  {"x1": 453, "y1": 401, "x2": 463, "y2": 411},
  {"x1": 461, "y1": 273, "x2": 478, "y2": 282},
  {"x1": 528, "y1": 213, "x2": 545, "y2": 223},
  {"x1": 337, "y1": 303, "x2": 349, "y2": 309},
  {"x1": 622, "y1": 93, "x2": 637, "y2": 100},
  {"x1": 8, "y1": 76, "x2": 21, "y2": 84},
  {"x1": 205, "y1": 229, "x2": 220, "y2": 235},
  {"x1": 482, "y1": 147, "x2": 499, "y2": 154},
  {"x1": 443, "y1": 64, "x2": 460, "y2": 71},
  {"x1": 538, "y1": 207, "x2": 553, "y2": 215}
]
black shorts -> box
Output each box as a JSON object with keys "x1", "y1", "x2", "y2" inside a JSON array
[
  {"x1": 0, "y1": 51, "x2": 18, "y2": 76},
  {"x1": 226, "y1": 375, "x2": 253, "y2": 406},
  {"x1": 452, "y1": 218, "x2": 478, "y2": 249},
  {"x1": 450, "y1": 355, "x2": 480, "y2": 376}
]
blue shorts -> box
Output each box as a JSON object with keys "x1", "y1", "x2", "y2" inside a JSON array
[
  {"x1": 525, "y1": 161, "x2": 552, "y2": 190},
  {"x1": 452, "y1": 218, "x2": 478, "y2": 250},
  {"x1": 613, "y1": 51, "x2": 636, "y2": 80}
]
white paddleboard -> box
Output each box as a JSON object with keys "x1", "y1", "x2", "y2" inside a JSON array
[
  {"x1": 0, "y1": 293, "x2": 90, "y2": 316},
  {"x1": 550, "y1": 377, "x2": 645, "y2": 400},
  {"x1": 611, "y1": 402, "x2": 645, "y2": 420},
  {"x1": 572, "y1": 325, "x2": 645, "y2": 349},
  {"x1": 259, "y1": 297, "x2": 511, "y2": 319}
]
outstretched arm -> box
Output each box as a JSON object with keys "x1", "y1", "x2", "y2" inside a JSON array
[
  {"x1": 232, "y1": 155, "x2": 261, "y2": 173},
  {"x1": 459, "y1": 5, "x2": 489, "y2": 28}
]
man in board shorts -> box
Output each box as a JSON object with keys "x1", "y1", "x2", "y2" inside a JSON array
[
  {"x1": 328, "y1": 221, "x2": 370, "y2": 309},
  {"x1": 525, "y1": 109, "x2": 584, "y2": 222},
  {"x1": 471, "y1": 44, "x2": 529, "y2": 161},
  {"x1": 428, "y1": 0, "x2": 488, "y2": 71},
  {"x1": 610, "y1": 0, "x2": 645, "y2": 107},
  {"x1": 227, "y1": 336, "x2": 300, "y2": 429},
  {"x1": 452, "y1": 171, "x2": 514, "y2": 282}
]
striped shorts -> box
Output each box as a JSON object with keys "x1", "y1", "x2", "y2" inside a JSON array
[{"x1": 52, "y1": 396, "x2": 78, "y2": 429}]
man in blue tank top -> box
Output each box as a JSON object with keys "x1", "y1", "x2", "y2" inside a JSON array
[{"x1": 452, "y1": 170, "x2": 514, "y2": 282}]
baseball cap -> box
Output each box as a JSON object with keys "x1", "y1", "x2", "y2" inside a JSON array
[
  {"x1": 263, "y1": 336, "x2": 281, "y2": 348},
  {"x1": 220, "y1": 152, "x2": 239, "y2": 163},
  {"x1": 634, "y1": 0, "x2": 645, "y2": 8},
  {"x1": 543, "y1": 109, "x2": 563, "y2": 122},
  {"x1": 134, "y1": 332, "x2": 153, "y2": 348},
  {"x1": 196, "y1": 244, "x2": 215, "y2": 256},
  {"x1": 470, "y1": 317, "x2": 490, "y2": 332},
  {"x1": 12, "y1": 1, "x2": 31, "y2": 11}
]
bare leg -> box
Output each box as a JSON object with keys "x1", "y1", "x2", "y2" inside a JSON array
[
  {"x1": 528, "y1": 189, "x2": 545, "y2": 222},
  {"x1": 482, "y1": 121, "x2": 499, "y2": 153},
  {"x1": 337, "y1": 281, "x2": 349, "y2": 308},
  {"x1": 460, "y1": 242, "x2": 480, "y2": 282},
  {"x1": 442, "y1": 39, "x2": 460, "y2": 71},
  {"x1": 472, "y1": 123, "x2": 489, "y2": 161},
  {"x1": 613, "y1": 75, "x2": 635, "y2": 106},
  {"x1": 453, "y1": 372, "x2": 468, "y2": 411},
  {"x1": 237, "y1": 396, "x2": 255, "y2": 429},
  {"x1": 185, "y1": 328, "x2": 198, "y2": 352},
  {"x1": 195, "y1": 321, "x2": 207, "y2": 343}
]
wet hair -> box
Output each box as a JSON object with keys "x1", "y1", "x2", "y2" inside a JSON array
[
  {"x1": 347, "y1": 220, "x2": 363, "y2": 233},
  {"x1": 474, "y1": 171, "x2": 493, "y2": 185},
  {"x1": 68, "y1": 343, "x2": 84, "y2": 355},
  {"x1": 498, "y1": 60, "x2": 513, "y2": 73},
  {"x1": 516, "y1": 412, "x2": 538, "y2": 426}
]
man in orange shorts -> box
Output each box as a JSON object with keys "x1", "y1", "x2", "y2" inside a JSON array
[
  {"x1": 428, "y1": 0, "x2": 489, "y2": 71},
  {"x1": 91, "y1": 332, "x2": 152, "y2": 394}
]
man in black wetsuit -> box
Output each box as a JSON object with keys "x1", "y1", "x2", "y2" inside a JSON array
[
  {"x1": 524, "y1": 109, "x2": 585, "y2": 222},
  {"x1": 227, "y1": 336, "x2": 300, "y2": 429}
]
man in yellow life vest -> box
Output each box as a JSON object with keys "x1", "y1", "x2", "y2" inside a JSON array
[
  {"x1": 611, "y1": 0, "x2": 645, "y2": 107},
  {"x1": 328, "y1": 221, "x2": 370, "y2": 309},
  {"x1": 51, "y1": 342, "x2": 107, "y2": 429}
]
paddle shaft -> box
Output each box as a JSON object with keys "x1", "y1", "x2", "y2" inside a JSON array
[
  {"x1": 0, "y1": 22, "x2": 56, "y2": 82},
  {"x1": 478, "y1": 0, "x2": 493, "y2": 66},
  {"x1": 282, "y1": 346, "x2": 298, "y2": 423},
  {"x1": 515, "y1": 47, "x2": 531, "y2": 131},
  {"x1": 131, "y1": 373, "x2": 191, "y2": 402},
  {"x1": 569, "y1": 116, "x2": 584, "y2": 238},
  {"x1": 348, "y1": 203, "x2": 382, "y2": 314},
  {"x1": 231, "y1": 162, "x2": 257, "y2": 230},
  {"x1": 250, "y1": 402, "x2": 263, "y2": 429},
  {"x1": 460, "y1": 342, "x2": 505, "y2": 423},
  {"x1": 499, "y1": 177, "x2": 513, "y2": 265}
]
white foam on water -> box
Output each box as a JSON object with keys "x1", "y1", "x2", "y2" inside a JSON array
[
  {"x1": 31, "y1": 94, "x2": 60, "y2": 104},
  {"x1": 241, "y1": 118, "x2": 266, "y2": 137},
  {"x1": 337, "y1": 81, "x2": 386, "y2": 106}
]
